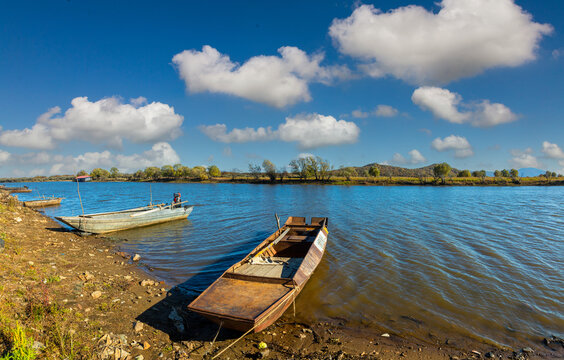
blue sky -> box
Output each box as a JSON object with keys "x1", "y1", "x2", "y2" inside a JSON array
[{"x1": 1, "y1": 0, "x2": 564, "y2": 177}]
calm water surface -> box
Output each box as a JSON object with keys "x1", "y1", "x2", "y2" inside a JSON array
[{"x1": 11, "y1": 182, "x2": 564, "y2": 347}]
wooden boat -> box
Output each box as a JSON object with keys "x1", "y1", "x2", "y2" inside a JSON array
[
  {"x1": 55, "y1": 201, "x2": 193, "y2": 234},
  {"x1": 4, "y1": 186, "x2": 32, "y2": 193},
  {"x1": 188, "y1": 216, "x2": 328, "y2": 333},
  {"x1": 23, "y1": 197, "x2": 63, "y2": 208}
]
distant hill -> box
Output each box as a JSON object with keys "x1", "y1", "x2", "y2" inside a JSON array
[
  {"x1": 485, "y1": 168, "x2": 545, "y2": 177},
  {"x1": 350, "y1": 164, "x2": 548, "y2": 178},
  {"x1": 518, "y1": 168, "x2": 545, "y2": 177},
  {"x1": 354, "y1": 163, "x2": 460, "y2": 177}
]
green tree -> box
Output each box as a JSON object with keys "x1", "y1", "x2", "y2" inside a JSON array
[
  {"x1": 305, "y1": 156, "x2": 319, "y2": 180},
  {"x1": 90, "y1": 168, "x2": 110, "y2": 180},
  {"x1": 278, "y1": 166, "x2": 288, "y2": 182},
  {"x1": 191, "y1": 166, "x2": 208, "y2": 180},
  {"x1": 144, "y1": 166, "x2": 161, "y2": 179},
  {"x1": 501, "y1": 169, "x2": 510, "y2": 177},
  {"x1": 180, "y1": 166, "x2": 191, "y2": 178},
  {"x1": 76, "y1": 170, "x2": 88, "y2": 177},
  {"x1": 173, "y1": 163, "x2": 184, "y2": 178},
  {"x1": 339, "y1": 167, "x2": 356, "y2": 181},
  {"x1": 458, "y1": 170, "x2": 471, "y2": 177},
  {"x1": 208, "y1": 165, "x2": 221, "y2": 178},
  {"x1": 161, "y1": 165, "x2": 175, "y2": 178},
  {"x1": 510, "y1": 169, "x2": 519, "y2": 178},
  {"x1": 289, "y1": 158, "x2": 309, "y2": 180},
  {"x1": 433, "y1": 163, "x2": 451, "y2": 184},
  {"x1": 110, "y1": 167, "x2": 120, "y2": 178},
  {"x1": 248, "y1": 163, "x2": 262, "y2": 180},
  {"x1": 317, "y1": 157, "x2": 333, "y2": 181},
  {"x1": 471, "y1": 170, "x2": 484, "y2": 178},
  {"x1": 190, "y1": 166, "x2": 204, "y2": 178},
  {"x1": 368, "y1": 166, "x2": 380, "y2": 177},
  {"x1": 494, "y1": 170, "x2": 502, "y2": 177},
  {"x1": 472, "y1": 170, "x2": 486, "y2": 182},
  {"x1": 262, "y1": 160, "x2": 277, "y2": 182},
  {"x1": 133, "y1": 170, "x2": 145, "y2": 179}
]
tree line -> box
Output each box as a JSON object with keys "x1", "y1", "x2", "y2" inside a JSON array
[
  {"x1": 77, "y1": 158, "x2": 563, "y2": 183},
  {"x1": 81, "y1": 165, "x2": 221, "y2": 181}
]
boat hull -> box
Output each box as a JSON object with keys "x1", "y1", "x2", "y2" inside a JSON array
[
  {"x1": 188, "y1": 216, "x2": 328, "y2": 333},
  {"x1": 56, "y1": 205, "x2": 194, "y2": 234},
  {"x1": 5, "y1": 187, "x2": 32, "y2": 193},
  {"x1": 24, "y1": 198, "x2": 63, "y2": 208}
]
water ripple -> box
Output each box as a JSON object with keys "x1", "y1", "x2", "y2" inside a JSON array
[{"x1": 13, "y1": 182, "x2": 564, "y2": 347}]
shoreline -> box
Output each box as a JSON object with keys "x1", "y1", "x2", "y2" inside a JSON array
[
  {"x1": 0, "y1": 189, "x2": 562, "y2": 359},
  {"x1": 2, "y1": 176, "x2": 564, "y2": 187}
]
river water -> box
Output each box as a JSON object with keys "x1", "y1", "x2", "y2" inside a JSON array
[{"x1": 10, "y1": 181, "x2": 564, "y2": 347}]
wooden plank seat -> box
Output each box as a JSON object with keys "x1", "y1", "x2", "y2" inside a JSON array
[
  {"x1": 285, "y1": 235, "x2": 315, "y2": 242},
  {"x1": 233, "y1": 257, "x2": 303, "y2": 278}
]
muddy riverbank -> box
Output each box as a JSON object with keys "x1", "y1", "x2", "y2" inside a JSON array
[{"x1": 0, "y1": 189, "x2": 561, "y2": 359}]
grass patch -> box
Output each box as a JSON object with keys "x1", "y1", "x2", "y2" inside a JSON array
[
  {"x1": 45, "y1": 276, "x2": 60, "y2": 284},
  {"x1": 6, "y1": 197, "x2": 18, "y2": 212},
  {"x1": 0, "y1": 321, "x2": 36, "y2": 360},
  {"x1": 47, "y1": 321, "x2": 78, "y2": 359},
  {"x1": 22, "y1": 270, "x2": 37, "y2": 282}
]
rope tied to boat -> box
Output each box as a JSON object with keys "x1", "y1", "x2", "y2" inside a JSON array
[
  {"x1": 291, "y1": 280, "x2": 300, "y2": 317},
  {"x1": 248, "y1": 256, "x2": 289, "y2": 266},
  {"x1": 211, "y1": 284, "x2": 300, "y2": 359}
]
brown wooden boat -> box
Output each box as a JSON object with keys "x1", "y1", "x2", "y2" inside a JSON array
[
  {"x1": 23, "y1": 197, "x2": 63, "y2": 208},
  {"x1": 188, "y1": 216, "x2": 328, "y2": 333},
  {"x1": 4, "y1": 186, "x2": 32, "y2": 193}
]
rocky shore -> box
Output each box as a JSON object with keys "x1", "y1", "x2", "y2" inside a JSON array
[{"x1": 0, "y1": 189, "x2": 562, "y2": 359}]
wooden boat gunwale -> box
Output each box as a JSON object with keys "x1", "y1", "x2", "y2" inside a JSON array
[
  {"x1": 23, "y1": 197, "x2": 64, "y2": 207},
  {"x1": 55, "y1": 201, "x2": 194, "y2": 234},
  {"x1": 187, "y1": 216, "x2": 328, "y2": 332}
]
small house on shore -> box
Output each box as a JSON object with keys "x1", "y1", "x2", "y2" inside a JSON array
[{"x1": 75, "y1": 175, "x2": 91, "y2": 182}]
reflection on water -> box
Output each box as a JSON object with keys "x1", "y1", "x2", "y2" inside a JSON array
[{"x1": 12, "y1": 182, "x2": 564, "y2": 347}]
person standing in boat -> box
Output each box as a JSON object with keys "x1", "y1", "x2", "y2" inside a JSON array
[{"x1": 173, "y1": 193, "x2": 181, "y2": 208}]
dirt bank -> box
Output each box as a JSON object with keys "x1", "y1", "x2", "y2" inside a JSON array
[{"x1": 0, "y1": 190, "x2": 561, "y2": 359}]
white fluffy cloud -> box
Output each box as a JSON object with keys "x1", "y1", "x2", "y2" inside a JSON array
[
  {"x1": 199, "y1": 124, "x2": 275, "y2": 143},
  {"x1": 374, "y1": 105, "x2": 399, "y2": 117},
  {"x1": 130, "y1": 96, "x2": 148, "y2": 106},
  {"x1": 0, "y1": 150, "x2": 10, "y2": 164},
  {"x1": 541, "y1": 141, "x2": 564, "y2": 159},
  {"x1": 329, "y1": 1, "x2": 552, "y2": 85},
  {"x1": 510, "y1": 148, "x2": 541, "y2": 168},
  {"x1": 48, "y1": 142, "x2": 180, "y2": 175},
  {"x1": 412, "y1": 87, "x2": 469, "y2": 124},
  {"x1": 352, "y1": 105, "x2": 398, "y2": 118},
  {"x1": 278, "y1": 114, "x2": 359, "y2": 148},
  {"x1": 199, "y1": 113, "x2": 360, "y2": 149},
  {"x1": 0, "y1": 97, "x2": 183, "y2": 150},
  {"x1": 172, "y1": 45, "x2": 350, "y2": 108},
  {"x1": 432, "y1": 135, "x2": 474, "y2": 158},
  {"x1": 412, "y1": 87, "x2": 517, "y2": 127},
  {"x1": 392, "y1": 149, "x2": 426, "y2": 165},
  {"x1": 352, "y1": 109, "x2": 369, "y2": 118}
]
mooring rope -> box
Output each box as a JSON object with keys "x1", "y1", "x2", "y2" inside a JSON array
[
  {"x1": 211, "y1": 284, "x2": 300, "y2": 359},
  {"x1": 204, "y1": 321, "x2": 223, "y2": 357}
]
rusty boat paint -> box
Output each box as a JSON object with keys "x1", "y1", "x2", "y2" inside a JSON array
[
  {"x1": 23, "y1": 197, "x2": 63, "y2": 208},
  {"x1": 188, "y1": 216, "x2": 328, "y2": 333},
  {"x1": 55, "y1": 202, "x2": 194, "y2": 234}
]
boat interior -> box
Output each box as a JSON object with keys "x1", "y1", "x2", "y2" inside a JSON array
[
  {"x1": 229, "y1": 217, "x2": 327, "y2": 280},
  {"x1": 188, "y1": 216, "x2": 328, "y2": 324}
]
